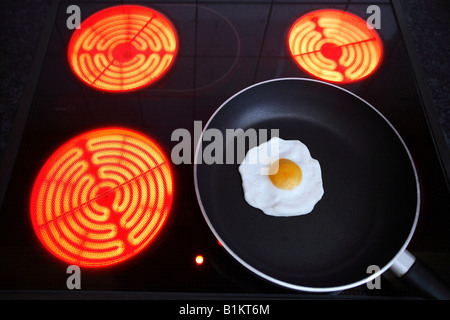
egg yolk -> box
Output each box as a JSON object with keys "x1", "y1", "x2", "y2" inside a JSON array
[{"x1": 269, "y1": 159, "x2": 303, "y2": 190}]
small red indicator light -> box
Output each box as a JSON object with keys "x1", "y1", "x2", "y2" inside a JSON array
[
  {"x1": 288, "y1": 9, "x2": 383, "y2": 83},
  {"x1": 195, "y1": 255, "x2": 204, "y2": 266},
  {"x1": 68, "y1": 5, "x2": 178, "y2": 92},
  {"x1": 30, "y1": 128, "x2": 174, "y2": 268}
]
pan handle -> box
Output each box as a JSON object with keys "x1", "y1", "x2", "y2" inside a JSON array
[{"x1": 391, "y1": 250, "x2": 450, "y2": 300}]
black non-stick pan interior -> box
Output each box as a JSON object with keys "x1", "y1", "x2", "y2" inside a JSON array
[{"x1": 195, "y1": 79, "x2": 419, "y2": 291}]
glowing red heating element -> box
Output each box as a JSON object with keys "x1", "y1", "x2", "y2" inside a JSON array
[
  {"x1": 288, "y1": 9, "x2": 383, "y2": 83},
  {"x1": 30, "y1": 128, "x2": 174, "y2": 268},
  {"x1": 68, "y1": 5, "x2": 178, "y2": 92}
]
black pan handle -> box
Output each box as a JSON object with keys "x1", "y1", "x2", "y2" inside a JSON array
[{"x1": 391, "y1": 250, "x2": 450, "y2": 300}]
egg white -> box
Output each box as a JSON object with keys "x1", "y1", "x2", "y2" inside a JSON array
[{"x1": 238, "y1": 137, "x2": 324, "y2": 217}]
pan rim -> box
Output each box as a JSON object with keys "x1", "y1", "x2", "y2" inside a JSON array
[{"x1": 193, "y1": 77, "x2": 420, "y2": 293}]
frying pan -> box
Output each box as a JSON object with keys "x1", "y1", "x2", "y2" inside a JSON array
[{"x1": 194, "y1": 78, "x2": 450, "y2": 299}]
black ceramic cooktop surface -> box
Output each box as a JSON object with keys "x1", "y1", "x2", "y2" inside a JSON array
[{"x1": 0, "y1": 0, "x2": 449, "y2": 299}]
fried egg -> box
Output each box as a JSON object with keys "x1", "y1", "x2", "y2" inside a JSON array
[{"x1": 238, "y1": 137, "x2": 324, "y2": 217}]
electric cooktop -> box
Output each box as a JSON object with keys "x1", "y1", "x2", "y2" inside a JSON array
[{"x1": 1, "y1": 0, "x2": 449, "y2": 299}]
